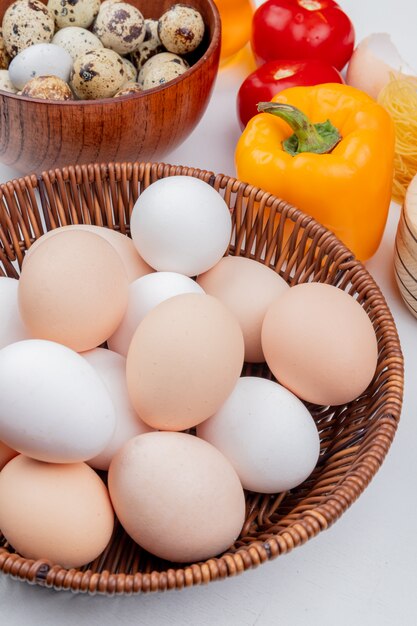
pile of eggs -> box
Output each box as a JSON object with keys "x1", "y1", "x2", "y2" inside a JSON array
[
  {"x1": 0, "y1": 176, "x2": 379, "y2": 567},
  {"x1": 0, "y1": 0, "x2": 205, "y2": 100}
]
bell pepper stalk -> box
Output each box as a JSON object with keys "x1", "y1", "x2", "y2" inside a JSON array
[{"x1": 257, "y1": 102, "x2": 342, "y2": 156}]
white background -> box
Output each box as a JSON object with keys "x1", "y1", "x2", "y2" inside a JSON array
[{"x1": 1, "y1": 1, "x2": 417, "y2": 624}]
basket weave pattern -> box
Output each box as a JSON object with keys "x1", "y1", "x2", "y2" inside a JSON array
[{"x1": 0, "y1": 162, "x2": 404, "y2": 595}]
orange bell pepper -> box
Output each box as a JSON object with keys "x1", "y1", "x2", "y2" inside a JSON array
[{"x1": 235, "y1": 83, "x2": 395, "y2": 260}]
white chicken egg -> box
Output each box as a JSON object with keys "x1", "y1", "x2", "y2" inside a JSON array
[
  {"x1": 130, "y1": 177, "x2": 232, "y2": 277},
  {"x1": 0, "y1": 339, "x2": 116, "y2": 463},
  {"x1": 9, "y1": 43, "x2": 73, "y2": 91},
  {"x1": 108, "y1": 272, "x2": 205, "y2": 356},
  {"x1": 0, "y1": 277, "x2": 29, "y2": 348},
  {"x1": 197, "y1": 377, "x2": 320, "y2": 494},
  {"x1": 82, "y1": 348, "x2": 153, "y2": 471}
]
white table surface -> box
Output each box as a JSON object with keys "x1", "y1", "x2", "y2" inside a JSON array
[{"x1": 1, "y1": 1, "x2": 416, "y2": 624}]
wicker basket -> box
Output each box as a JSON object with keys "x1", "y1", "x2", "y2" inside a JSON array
[{"x1": 0, "y1": 162, "x2": 404, "y2": 595}]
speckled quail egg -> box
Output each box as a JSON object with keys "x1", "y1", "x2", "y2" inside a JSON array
[
  {"x1": 122, "y1": 57, "x2": 136, "y2": 82},
  {"x1": 52, "y1": 27, "x2": 103, "y2": 62},
  {"x1": 3, "y1": 0, "x2": 54, "y2": 58},
  {"x1": 70, "y1": 48, "x2": 127, "y2": 100},
  {"x1": 9, "y1": 43, "x2": 73, "y2": 91},
  {"x1": 114, "y1": 81, "x2": 142, "y2": 97},
  {"x1": 0, "y1": 30, "x2": 10, "y2": 70},
  {"x1": 92, "y1": 2, "x2": 145, "y2": 55},
  {"x1": 47, "y1": 0, "x2": 100, "y2": 29},
  {"x1": 21, "y1": 75, "x2": 73, "y2": 100},
  {"x1": 142, "y1": 59, "x2": 188, "y2": 90},
  {"x1": 0, "y1": 70, "x2": 17, "y2": 93},
  {"x1": 130, "y1": 19, "x2": 165, "y2": 71},
  {"x1": 158, "y1": 4, "x2": 205, "y2": 55},
  {"x1": 138, "y1": 52, "x2": 189, "y2": 87}
]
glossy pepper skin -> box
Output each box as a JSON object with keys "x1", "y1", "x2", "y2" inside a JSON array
[{"x1": 235, "y1": 83, "x2": 395, "y2": 261}]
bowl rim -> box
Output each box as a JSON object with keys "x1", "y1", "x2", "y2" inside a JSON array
[{"x1": 0, "y1": 0, "x2": 221, "y2": 107}]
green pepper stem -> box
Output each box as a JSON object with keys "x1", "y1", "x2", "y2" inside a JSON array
[{"x1": 257, "y1": 102, "x2": 342, "y2": 156}]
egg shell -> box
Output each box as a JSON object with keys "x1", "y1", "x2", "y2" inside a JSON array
[
  {"x1": 92, "y1": 2, "x2": 145, "y2": 55},
  {"x1": 130, "y1": 19, "x2": 165, "y2": 71},
  {"x1": 0, "y1": 69, "x2": 16, "y2": 93},
  {"x1": 0, "y1": 29, "x2": 11, "y2": 69},
  {"x1": 9, "y1": 43, "x2": 73, "y2": 91},
  {"x1": 21, "y1": 75, "x2": 73, "y2": 101},
  {"x1": 82, "y1": 348, "x2": 153, "y2": 471},
  {"x1": 108, "y1": 272, "x2": 205, "y2": 357},
  {"x1": 197, "y1": 256, "x2": 289, "y2": 362},
  {"x1": 126, "y1": 293, "x2": 244, "y2": 431},
  {"x1": 70, "y1": 48, "x2": 127, "y2": 100},
  {"x1": 48, "y1": 0, "x2": 100, "y2": 29},
  {"x1": 130, "y1": 176, "x2": 232, "y2": 276},
  {"x1": 138, "y1": 51, "x2": 188, "y2": 86},
  {"x1": 158, "y1": 4, "x2": 205, "y2": 55},
  {"x1": 197, "y1": 377, "x2": 320, "y2": 493},
  {"x1": 0, "y1": 277, "x2": 29, "y2": 348},
  {"x1": 19, "y1": 229, "x2": 129, "y2": 352},
  {"x1": 262, "y1": 283, "x2": 379, "y2": 406},
  {"x1": 2, "y1": 0, "x2": 54, "y2": 57},
  {"x1": 0, "y1": 441, "x2": 18, "y2": 471},
  {"x1": 23, "y1": 224, "x2": 153, "y2": 283},
  {"x1": 142, "y1": 60, "x2": 187, "y2": 90},
  {"x1": 108, "y1": 432, "x2": 246, "y2": 563},
  {"x1": 121, "y1": 57, "x2": 137, "y2": 83},
  {"x1": 114, "y1": 81, "x2": 142, "y2": 97},
  {"x1": 0, "y1": 456, "x2": 114, "y2": 568},
  {"x1": 52, "y1": 26, "x2": 103, "y2": 62},
  {"x1": 0, "y1": 339, "x2": 116, "y2": 463}
]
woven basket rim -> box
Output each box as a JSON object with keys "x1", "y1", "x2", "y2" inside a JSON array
[{"x1": 0, "y1": 161, "x2": 404, "y2": 596}]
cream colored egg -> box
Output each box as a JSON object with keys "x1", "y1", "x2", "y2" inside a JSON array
[
  {"x1": 3, "y1": 0, "x2": 54, "y2": 57},
  {"x1": 70, "y1": 48, "x2": 127, "y2": 100},
  {"x1": 0, "y1": 69, "x2": 17, "y2": 93},
  {"x1": 92, "y1": 2, "x2": 145, "y2": 55},
  {"x1": 126, "y1": 293, "x2": 244, "y2": 431},
  {"x1": 108, "y1": 432, "x2": 246, "y2": 563},
  {"x1": 48, "y1": 0, "x2": 100, "y2": 29},
  {"x1": 108, "y1": 272, "x2": 204, "y2": 357},
  {"x1": 24, "y1": 225, "x2": 153, "y2": 283},
  {"x1": 52, "y1": 27, "x2": 103, "y2": 62},
  {"x1": 19, "y1": 230, "x2": 129, "y2": 352},
  {"x1": 0, "y1": 456, "x2": 114, "y2": 568},
  {"x1": 262, "y1": 283, "x2": 378, "y2": 406},
  {"x1": 197, "y1": 256, "x2": 289, "y2": 362}
]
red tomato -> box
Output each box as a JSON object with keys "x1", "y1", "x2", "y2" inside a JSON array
[
  {"x1": 251, "y1": 0, "x2": 355, "y2": 70},
  {"x1": 237, "y1": 59, "x2": 343, "y2": 129}
]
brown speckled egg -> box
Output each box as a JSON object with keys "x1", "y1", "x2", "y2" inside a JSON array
[
  {"x1": 0, "y1": 30, "x2": 10, "y2": 69},
  {"x1": 47, "y1": 0, "x2": 100, "y2": 30},
  {"x1": 3, "y1": 0, "x2": 54, "y2": 58},
  {"x1": 70, "y1": 48, "x2": 127, "y2": 100},
  {"x1": 114, "y1": 81, "x2": 142, "y2": 97},
  {"x1": 142, "y1": 60, "x2": 188, "y2": 90},
  {"x1": 52, "y1": 27, "x2": 103, "y2": 62},
  {"x1": 21, "y1": 75, "x2": 74, "y2": 100},
  {"x1": 130, "y1": 19, "x2": 165, "y2": 71},
  {"x1": 122, "y1": 57, "x2": 136, "y2": 82},
  {"x1": 92, "y1": 2, "x2": 145, "y2": 55},
  {"x1": 138, "y1": 52, "x2": 189, "y2": 87},
  {"x1": 158, "y1": 4, "x2": 205, "y2": 55},
  {"x1": 0, "y1": 70, "x2": 17, "y2": 93}
]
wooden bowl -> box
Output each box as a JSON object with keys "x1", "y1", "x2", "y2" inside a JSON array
[
  {"x1": 0, "y1": 0, "x2": 221, "y2": 173},
  {"x1": 394, "y1": 174, "x2": 417, "y2": 318},
  {"x1": 0, "y1": 161, "x2": 403, "y2": 594}
]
